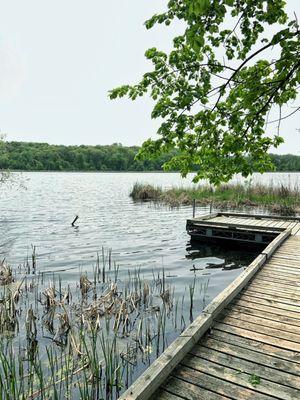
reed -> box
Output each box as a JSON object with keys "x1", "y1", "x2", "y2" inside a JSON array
[
  {"x1": 130, "y1": 181, "x2": 300, "y2": 215},
  {"x1": 0, "y1": 247, "x2": 212, "y2": 399}
]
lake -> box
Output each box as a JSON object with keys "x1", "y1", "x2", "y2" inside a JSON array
[
  {"x1": 0, "y1": 171, "x2": 298, "y2": 397},
  {"x1": 1, "y1": 170, "x2": 299, "y2": 298}
]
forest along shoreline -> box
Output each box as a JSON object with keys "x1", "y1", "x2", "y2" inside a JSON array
[
  {"x1": 130, "y1": 182, "x2": 300, "y2": 215},
  {"x1": 1, "y1": 141, "x2": 300, "y2": 172}
]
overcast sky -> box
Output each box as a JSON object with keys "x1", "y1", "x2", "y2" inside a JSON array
[{"x1": 0, "y1": 0, "x2": 299, "y2": 154}]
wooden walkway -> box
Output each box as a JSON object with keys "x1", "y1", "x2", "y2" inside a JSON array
[
  {"x1": 120, "y1": 214, "x2": 300, "y2": 400},
  {"x1": 187, "y1": 212, "x2": 300, "y2": 244}
]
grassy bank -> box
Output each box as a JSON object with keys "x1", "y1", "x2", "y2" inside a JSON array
[{"x1": 130, "y1": 182, "x2": 300, "y2": 215}]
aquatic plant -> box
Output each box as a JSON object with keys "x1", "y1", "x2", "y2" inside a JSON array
[
  {"x1": 130, "y1": 182, "x2": 300, "y2": 215},
  {"x1": 0, "y1": 247, "x2": 212, "y2": 399}
]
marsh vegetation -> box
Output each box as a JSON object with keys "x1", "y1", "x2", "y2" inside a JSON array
[
  {"x1": 0, "y1": 248, "x2": 216, "y2": 399},
  {"x1": 130, "y1": 182, "x2": 300, "y2": 215}
]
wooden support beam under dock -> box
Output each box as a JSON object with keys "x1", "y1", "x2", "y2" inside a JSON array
[{"x1": 119, "y1": 213, "x2": 300, "y2": 400}]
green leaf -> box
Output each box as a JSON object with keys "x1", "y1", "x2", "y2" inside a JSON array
[{"x1": 109, "y1": 0, "x2": 295, "y2": 184}]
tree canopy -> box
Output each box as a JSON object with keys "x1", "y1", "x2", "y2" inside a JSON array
[
  {"x1": 110, "y1": 0, "x2": 300, "y2": 184},
  {"x1": 1, "y1": 141, "x2": 300, "y2": 173},
  {"x1": 0, "y1": 141, "x2": 176, "y2": 172}
]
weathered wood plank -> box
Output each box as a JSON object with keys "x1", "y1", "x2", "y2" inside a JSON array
[
  {"x1": 214, "y1": 322, "x2": 300, "y2": 354},
  {"x1": 261, "y1": 258, "x2": 300, "y2": 268},
  {"x1": 268, "y1": 259, "x2": 300, "y2": 269},
  {"x1": 181, "y1": 354, "x2": 297, "y2": 399},
  {"x1": 273, "y1": 250, "x2": 300, "y2": 258},
  {"x1": 236, "y1": 218, "x2": 259, "y2": 225},
  {"x1": 232, "y1": 297, "x2": 300, "y2": 323},
  {"x1": 191, "y1": 220, "x2": 284, "y2": 232},
  {"x1": 244, "y1": 288, "x2": 300, "y2": 307},
  {"x1": 259, "y1": 268, "x2": 300, "y2": 279},
  {"x1": 210, "y1": 329, "x2": 300, "y2": 366},
  {"x1": 245, "y1": 288, "x2": 300, "y2": 306},
  {"x1": 257, "y1": 269, "x2": 300, "y2": 280},
  {"x1": 291, "y1": 223, "x2": 300, "y2": 235},
  {"x1": 227, "y1": 302, "x2": 300, "y2": 328},
  {"x1": 203, "y1": 335, "x2": 300, "y2": 376},
  {"x1": 248, "y1": 279, "x2": 300, "y2": 300},
  {"x1": 253, "y1": 274, "x2": 300, "y2": 288},
  {"x1": 160, "y1": 375, "x2": 230, "y2": 400},
  {"x1": 277, "y1": 242, "x2": 300, "y2": 249},
  {"x1": 245, "y1": 284, "x2": 300, "y2": 303},
  {"x1": 247, "y1": 280, "x2": 300, "y2": 296},
  {"x1": 274, "y1": 248, "x2": 300, "y2": 254},
  {"x1": 221, "y1": 308, "x2": 300, "y2": 337},
  {"x1": 270, "y1": 245, "x2": 300, "y2": 252},
  {"x1": 215, "y1": 315, "x2": 300, "y2": 347},
  {"x1": 264, "y1": 219, "x2": 287, "y2": 226},
  {"x1": 219, "y1": 212, "x2": 300, "y2": 221},
  {"x1": 172, "y1": 363, "x2": 274, "y2": 400},
  {"x1": 281, "y1": 221, "x2": 297, "y2": 229},
  {"x1": 263, "y1": 264, "x2": 300, "y2": 274},
  {"x1": 153, "y1": 388, "x2": 185, "y2": 400},
  {"x1": 269, "y1": 220, "x2": 286, "y2": 228},
  {"x1": 253, "y1": 275, "x2": 300, "y2": 289},
  {"x1": 190, "y1": 345, "x2": 300, "y2": 390},
  {"x1": 187, "y1": 212, "x2": 219, "y2": 224},
  {"x1": 210, "y1": 216, "x2": 231, "y2": 223},
  {"x1": 238, "y1": 293, "x2": 300, "y2": 315},
  {"x1": 244, "y1": 290, "x2": 300, "y2": 307},
  {"x1": 270, "y1": 254, "x2": 300, "y2": 263}
]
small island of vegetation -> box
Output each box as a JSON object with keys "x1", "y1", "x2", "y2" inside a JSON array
[{"x1": 130, "y1": 182, "x2": 300, "y2": 215}]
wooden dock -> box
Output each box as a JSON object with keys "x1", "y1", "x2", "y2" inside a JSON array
[
  {"x1": 119, "y1": 213, "x2": 300, "y2": 400},
  {"x1": 187, "y1": 212, "x2": 300, "y2": 245}
]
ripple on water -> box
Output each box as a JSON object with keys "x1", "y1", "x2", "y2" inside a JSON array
[{"x1": 0, "y1": 171, "x2": 266, "y2": 294}]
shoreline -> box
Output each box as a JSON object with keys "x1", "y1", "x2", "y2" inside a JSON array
[{"x1": 130, "y1": 183, "x2": 300, "y2": 215}]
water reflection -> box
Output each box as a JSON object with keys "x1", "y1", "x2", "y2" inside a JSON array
[{"x1": 186, "y1": 240, "x2": 261, "y2": 268}]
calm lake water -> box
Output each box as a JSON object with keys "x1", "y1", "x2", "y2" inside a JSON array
[
  {"x1": 1, "y1": 171, "x2": 299, "y2": 300},
  {"x1": 0, "y1": 171, "x2": 299, "y2": 397}
]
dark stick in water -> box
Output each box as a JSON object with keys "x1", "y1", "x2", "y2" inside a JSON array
[{"x1": 71, "y1": 216, "x2": 79, "y2": 226}]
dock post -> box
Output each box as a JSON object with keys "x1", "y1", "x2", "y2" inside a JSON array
[{"x1": 192, "y1": 199, "x2": 196, "y2": 218}]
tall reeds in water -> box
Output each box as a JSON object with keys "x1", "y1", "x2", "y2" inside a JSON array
[
  {"x1": 0, "y1": 250, "x2": 210, "y2": 399},
  {"x1": 130, "y1": 181, "x2": 300, "y2": 214}
]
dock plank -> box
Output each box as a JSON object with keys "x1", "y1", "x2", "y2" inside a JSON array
[
  {"x1": 209, "y1": 330, "x2": 300, "y2": 375},
  {"x1": 200, "y1": 336, "x2": 300, "y2": 376},
  {"x1": 181, "y1": 354, "x2": 298, "y2": 399},
  {"x1": 245, "y1": 285, "x2": 300, "y2": 304},
  {"x1": 120, "y1": 215, "x2": 300, "y2": 400},
  {"x1": 169, "y1": 366, "x2": 268, "y2": 400},
  {"x1": 160, "y1": 376, "x2": 229, "y2": 400},
  {"x1": 227, "y1": 302, "x2": 300, "y2": 327},
  {"x1": 215, "y1": 315, "x2": 300, "y2": 347},
  {"x1": 232, "y1": 297, "x2": 300, "y2": 323},
  {"x1": 190, "y1": 346, "x2": 300, "y2": 391}
]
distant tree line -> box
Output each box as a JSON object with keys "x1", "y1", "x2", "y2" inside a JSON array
[
  {"x1": 0, "y1": 141, "x2": 176, "y2": 171},
  {"x1": 0, "y1": 141, "x2": 299, "y2": 172}
]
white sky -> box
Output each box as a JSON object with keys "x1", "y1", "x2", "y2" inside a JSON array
[{"x1": 0, "y1": 0, "x2": 299, "y2": 154}]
